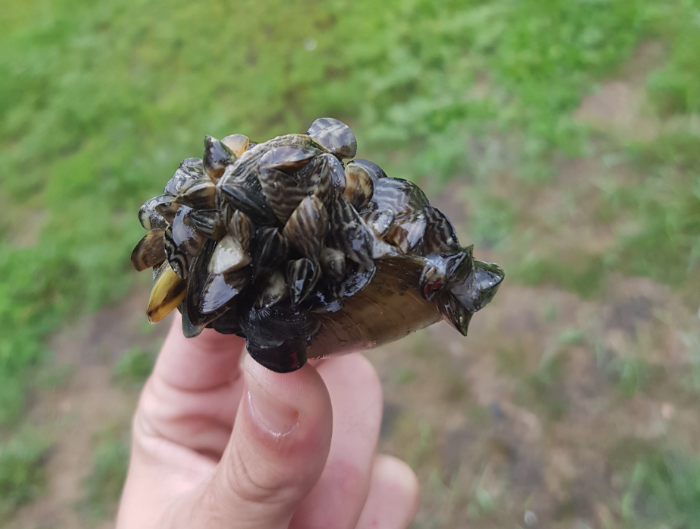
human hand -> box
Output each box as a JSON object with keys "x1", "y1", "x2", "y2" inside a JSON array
[{"x1": 116, "y1": 316, "x2": 420, "y2": 528}]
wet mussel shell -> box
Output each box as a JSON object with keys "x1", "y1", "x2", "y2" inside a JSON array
[{"x1": 132, "y1": 118, "x2": 504, "y2": 372}]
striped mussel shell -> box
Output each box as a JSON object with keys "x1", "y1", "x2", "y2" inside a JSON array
[{"x1": 131, "y1": 118, "x2": 504, "y2": 372}]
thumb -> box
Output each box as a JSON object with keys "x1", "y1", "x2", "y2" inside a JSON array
[{"x1": 170, "y1": 354, "x2": 333, "y2": 529}]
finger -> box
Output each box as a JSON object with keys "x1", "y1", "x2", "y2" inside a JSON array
[
  {"x1": 152, "y1": 314, "x2": 247, "y2": 391},
  {"x1": 355, "y1": 455, "x2": 420, "y2": 529},
  {"x1": 135, "y1": 316, "x2": 247, "y2": 456},
  {"x1": 163, "y1": 354, "x2": 333, "y2": 529},
  {"x1": 136, "y1": 374, "x2": 244, "y2": 457},
  {"x1": 290, "y1": 354, "x2": 383, "y2": 529}
]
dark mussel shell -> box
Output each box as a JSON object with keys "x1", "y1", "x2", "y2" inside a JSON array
[{"x1": 132, "y1": 119, "x2": 504, "y2": 372}]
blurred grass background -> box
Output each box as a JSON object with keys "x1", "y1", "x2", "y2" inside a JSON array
[{"x1": 1, "y1": 0, "x2": 699, "y2": 527}]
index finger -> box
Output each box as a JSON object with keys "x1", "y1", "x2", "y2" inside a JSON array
[{"x1": 152, "y1": 314, "x2": 247, "y2": 391}]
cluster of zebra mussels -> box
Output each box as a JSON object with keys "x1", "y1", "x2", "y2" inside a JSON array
[{"x1": 131, "y1": 118, "x2": 504, "y2": 372}]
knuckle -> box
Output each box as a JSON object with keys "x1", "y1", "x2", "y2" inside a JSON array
[{"x1": 221, "y1": 445, "x2": 296, "y2": 506}]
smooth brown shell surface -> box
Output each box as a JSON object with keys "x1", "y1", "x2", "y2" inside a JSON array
[{"x1": 308, "y1": 257, "x2": 441, "y2": 358}]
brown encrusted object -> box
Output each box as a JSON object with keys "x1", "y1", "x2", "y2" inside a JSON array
[{"x1": 131, "y1": 118, "x2": 504, "y2": 372}]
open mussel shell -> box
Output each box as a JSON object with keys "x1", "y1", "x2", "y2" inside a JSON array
[
  {"x1": 131, "y1": 229, "x2": 166, "y2": 271},
  {"x1": 131, "y1": 117, "x2": 504, "y2": 373},
  {"x1": 147, "y1": 262, "x2": 186, "y2": 323}
]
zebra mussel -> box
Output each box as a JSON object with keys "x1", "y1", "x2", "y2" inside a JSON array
[{"x1": 131, "y1": 118, "x2": 504, "y2": 372}]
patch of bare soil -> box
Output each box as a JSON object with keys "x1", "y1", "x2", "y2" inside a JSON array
[{"x1": 573, "y1": 41, "x2": 665, "y2": 141}]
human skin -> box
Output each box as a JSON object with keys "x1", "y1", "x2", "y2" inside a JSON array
[{"x1": 116, "y1": 315, "x2": 420, "y2": 529}]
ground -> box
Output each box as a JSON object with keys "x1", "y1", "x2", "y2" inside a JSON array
[{"x1": 5, "y1": 45, "x2": 700, "y2": 528}]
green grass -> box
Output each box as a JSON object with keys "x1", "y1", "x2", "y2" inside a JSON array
[
  {"x1": 515, "y1": 253, "x2": 607, "y2": 299},
  {"x1": 81, "y1": 434, "x2": 129, "y2": 519},
  {"x1": 612, "y1": 134, "x2": 700, "y2": 289},
  {"x1": 621, "y1": 446, "x2": 700, "y2": 528},
  {"x1": 678, "y1": 331, "x2": 700, "y2": 393},
  {"x1": 609, "y1": 356, "x2": 654, "y2": 397},
  {"x1": 0, "y1": 429, "x2": 49, "y2": 521},
  {"x1": 113, "y1": 347, "x2": 156, "y2": 387},
  {"x1": 522, "y1": 350, "x2": 570, "y2": 420}
]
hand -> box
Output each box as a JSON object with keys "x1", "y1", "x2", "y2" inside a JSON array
[{"x1": 116, "y1": 316, "x2": 420, "y2": 528}]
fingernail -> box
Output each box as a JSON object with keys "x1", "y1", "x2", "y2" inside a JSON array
[{"x1": 246, "y1": 365, "x2": 299, "y2": 436}]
